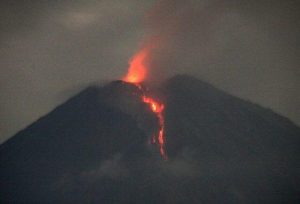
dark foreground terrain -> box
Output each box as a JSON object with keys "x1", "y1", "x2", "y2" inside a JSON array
[{"x1": 1, "y1": 75, "x2": 299, "y2": 203}]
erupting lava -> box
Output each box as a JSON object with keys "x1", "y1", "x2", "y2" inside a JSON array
[
  {"x1": 123, "y1": 47, "x2": 148, "y2": 84},
  {"x1": 122, "y1": 47, "x2": 167, "y2": 160}
]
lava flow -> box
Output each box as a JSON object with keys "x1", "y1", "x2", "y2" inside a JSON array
[
  {"x1": 142, "y1": 95, "x2": 167, "y2": 160},
  {"x1": 123, "y1": 47, "x2": 167, "y2": 160}
]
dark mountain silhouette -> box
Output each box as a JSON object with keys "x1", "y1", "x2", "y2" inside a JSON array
[{"x1": 1, "y1": 75, "x2": 299, "y2": 203}]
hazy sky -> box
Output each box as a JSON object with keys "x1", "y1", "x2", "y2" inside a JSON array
[{"x1": 1, "y1": 0, "x2": 299, "y2": 143}]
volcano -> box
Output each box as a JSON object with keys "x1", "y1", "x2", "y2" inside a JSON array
[{"x1": 1, "y1": 75, "x2": 299, "y2": 203}]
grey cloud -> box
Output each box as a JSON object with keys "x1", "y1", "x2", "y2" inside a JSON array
[
  {"x1": 162, "y1": 156, "x2": 199, "y2": 178},
  {"x1": 81, "y1": 153, "x2": 128, "y2": 180},
  {"x1": 51, "y1": 153, "x2": 127, "y2": 193}
]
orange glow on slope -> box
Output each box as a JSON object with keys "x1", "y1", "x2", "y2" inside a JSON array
[
  {"x1": 122, "y1": 47, "x2": 167, "y2": 160},
  {"x1": 142, "y1": 96, "x2": 167, "y2": 160},
  {"x1": 123, "y1": 47, "x2": 148, "y2": 83}
]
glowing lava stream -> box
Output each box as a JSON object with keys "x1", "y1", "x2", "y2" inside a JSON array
[
  {"x1": 122, "y1": 47, "x2": 168, "y2": 160},
  {"x1": 142, "y1": 95, "x2": 167, "y2": 160}
]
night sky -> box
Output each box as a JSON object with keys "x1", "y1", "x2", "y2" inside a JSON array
[{"x1": 1, "y1": 0, "x2": 299, "y2": 143}]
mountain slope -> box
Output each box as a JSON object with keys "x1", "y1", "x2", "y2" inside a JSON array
[
  {"x1": 163, "y1": 75, "x2": 300, "y2": 203},
  {"x1": 1, "y1": 75, "x2": 299, "y2": 203}
]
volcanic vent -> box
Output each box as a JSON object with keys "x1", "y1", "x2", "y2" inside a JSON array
[
  {"x1": 122, "y1": 44, "x2": 168, "y2": 160},
  {"x1": 101, "y1": 80, "x2": 167, "y2": 160}
]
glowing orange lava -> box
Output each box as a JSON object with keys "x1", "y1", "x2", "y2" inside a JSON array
[
  {"x1": 142, "y1": 96, "x2": 167, "y2": 160},
  {"x1": 123, "y1": 47, "x2": 148, "y2": 84},
  {"x1": 122, "y1": 47, "x2": 167, "y2": 160}
]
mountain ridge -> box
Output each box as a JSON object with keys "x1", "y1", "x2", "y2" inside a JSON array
[{"x1": 1, "y1": 75, "x2": 299, "y2": 203}]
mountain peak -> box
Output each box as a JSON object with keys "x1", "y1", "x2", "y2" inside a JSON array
[{"x1": 1, "y1": 76, "x2": 299, "y2": 203}]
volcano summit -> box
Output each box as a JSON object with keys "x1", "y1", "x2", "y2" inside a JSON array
[{"x1": 1, "y1": 75, "x2": 299, "y2": 203}]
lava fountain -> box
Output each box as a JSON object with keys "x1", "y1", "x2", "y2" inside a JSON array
[
  {"x1": 123, "y1": 47, "x2": 148, "y2": 84},
  {"x1": 123, "y1": 46, "x2": 167, "y2": 160}
]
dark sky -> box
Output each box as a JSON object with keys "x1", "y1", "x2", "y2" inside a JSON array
[{"x1": 1, "y1": 0, "x2": 299, "y2": 143}]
